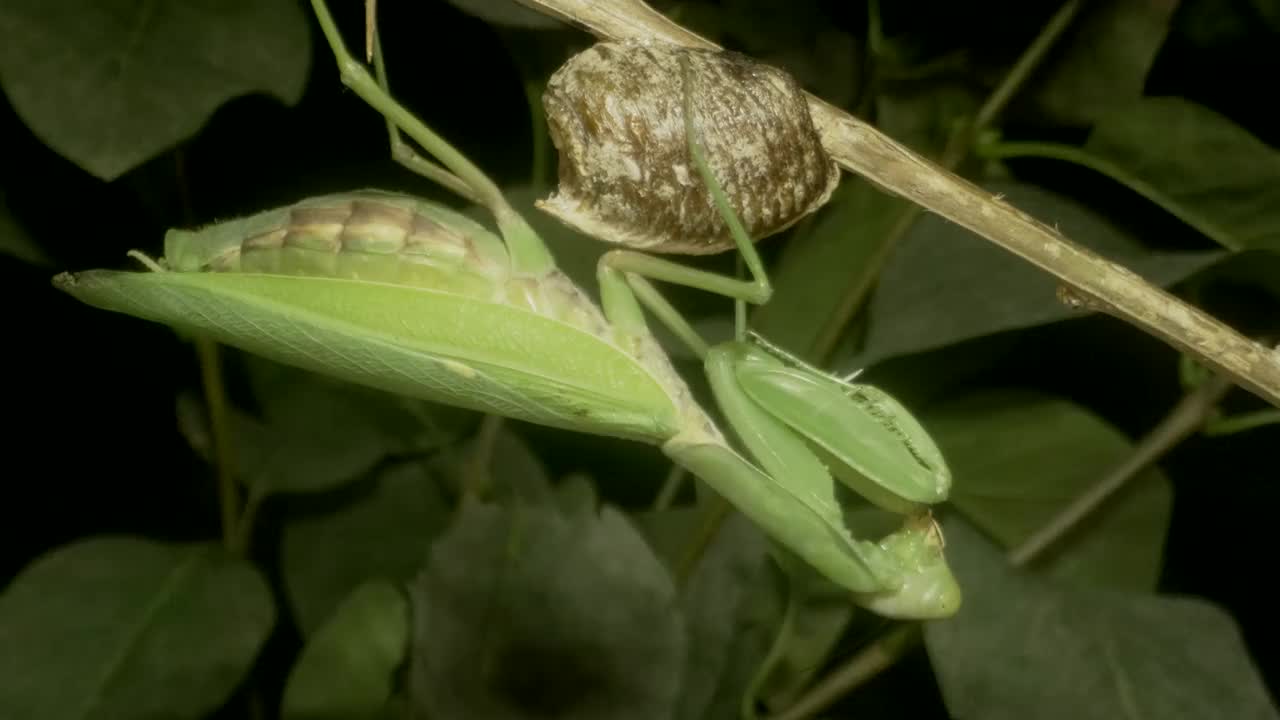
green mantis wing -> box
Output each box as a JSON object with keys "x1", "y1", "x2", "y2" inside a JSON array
[{"x1": 53, "y1": 192, "x2": 685, "y2": 445}]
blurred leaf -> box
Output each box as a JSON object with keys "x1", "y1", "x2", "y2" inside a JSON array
[
  {"x1": 758, "y1": 588, "x2": 854, "y2": 711},
  {"x1": 409, "y1": 500, "x2": 685, "y2": 719},
  {"x1": 236, "y1": 361, "x2": 450, "y2": 497},
  {"x1": 1172, "y1": 0, "x2": 1280, "y2": 48},
  {"x1": 555, "y1": 473, "x2": 599, "y2": 517},
  {"x1": 852, "y1": 181, "x2": 1225, "y2": 367},
  {"x1": 752, "y1": 180, "x2": 915, "y2": 361},
  {"x1": 0, "y1": 0, "x2": 311, "y2": 180},
  {"x1": 1020, "y1": 0, "x2": 1175, "y2": 126},
  {"x1": 282, "y1": 581, "x2": 409, "y2": 720},
  {"x1": 925, "y1": 389, "x2": 1172, "y2": 590},
  {"x1": 281, "y1": 461, "x2": 450, "y2": 635},
  {"x1": 986, "y1": 97, "x2": 1280, "y2": 251},
  {"x1": 442, "y1": 0, "x2": 565, "y2": 29},
  {"x1": 0, "y1": 537, "x2": 275, "y2": 720},
  {"x1": 0, "y1": 192, "x2": 49, "y2": 266},
  {"x1": 429, "y1": 420, "x2": 556, "y2": 505},
  {"x1": 924, "y1": 518, "x2": 1279, "y2": 720},
  {"x1": 634, "y1": 509, "x2": 786, "y2": 719}
]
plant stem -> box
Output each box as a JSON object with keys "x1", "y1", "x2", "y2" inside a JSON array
[
  {"x1": 769, "y1": 624, "x2": 922, "y2": 720},
  {"x1": 744, "y1": 569, "x2": 799, "y2": 720},
  {"x1": 674, "y1": 494, "x2": 731, "y2": 589},
  {"x1": 652, "y1": 464, "x2": 687, "y2": 511},
  {"x1": 463, "y1": 414, "x2": 504, "y2": 500},
  {"x1": 1008, "y1": 373, "x2": 1234, "y2": 566},
  {"x1": 970, "y1": 0, "x2": 1083, "y2": 133},
  {"x1": 197, "y1": 338, "x2": 240, "y2": 551},
  {"x1": 1203, "y1": 408, "x2": 1280, "y2": 436}
]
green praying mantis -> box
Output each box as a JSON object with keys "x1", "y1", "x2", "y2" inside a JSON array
[{"x1": 51, "y1": 0, "x2": 961, "y2": 620}]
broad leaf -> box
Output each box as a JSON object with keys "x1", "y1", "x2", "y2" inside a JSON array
[
  {"x1": 282, "y1": 581, "x2": 410, "y2": 720},
  {"x1": 925, "y1": 389, "x2": 1172, "y2": 590},
  {"x1": 235, "y1": 361, "x2": 445, "y2": 497},
  {"x1": 0, "y1": 537, "x2": 275, "y2": 720},
  {"x1": 634, "y1": 509, "x2": 785, "y2": 720},
  {"x1": 1021, "y1": 0, "x2": 1175, "y2": 126},
  {"x1": 925, "y1": 519, "x2": 1279, "y2": 720},
  {"x1": 0, "y1": 192, "x2": 49, "y2": 266},
  {"x1": 0, "y1": 0, "x2": 311, "y2": 180},
  {"x1": 853, "y1": 181, "x2": 1224, "y2": 366},
  {"x1": 986, "y1": 98, "x2": 1280, "y2": 252},
  {"x1": 409, "y1": 501, "x2": 685, "y2": 719},
  {"x1": 428, "y1": 420, "x2": 557, "y2": 506},
  {"x1": 280, "y1": 461, "x2": 450, "y2": 635}
]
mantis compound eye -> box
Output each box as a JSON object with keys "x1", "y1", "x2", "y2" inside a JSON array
[{"x1": 536, "y1": 40, "x2": 840, "y2": 255}]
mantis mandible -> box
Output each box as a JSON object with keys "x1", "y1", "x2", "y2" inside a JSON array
[{"x1": 51, "y1": 0, "x2": 961, "y2": 619}]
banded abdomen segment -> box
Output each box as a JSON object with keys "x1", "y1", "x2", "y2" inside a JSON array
[{"x1": 163, "y1": 191, "x2": 511, "y2": 300}]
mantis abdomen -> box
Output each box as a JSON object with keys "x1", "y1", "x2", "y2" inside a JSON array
[{"x1": 58, "y1": 191, "x2": 700, "y2": 444}]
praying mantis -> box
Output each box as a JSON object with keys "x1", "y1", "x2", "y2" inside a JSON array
[{"x1": 51, "y1": 0, "x2": 961, "y2": 619}]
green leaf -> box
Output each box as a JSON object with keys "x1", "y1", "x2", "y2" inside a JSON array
[
  {"x1": 442, "y1": 0, "x2": 565, "y2": 29},
  {"x1": 924, "y1": 518, "x2": 1279, "y2": 720},
  {"x1": 634, "y1": 509, "x2": 786, "y2": 719},
  {"x1": 280, "y1": 461, "x2": 450, "y2": 635},
  {"x1": 235, "y1": 361, "x2": 446, "y2": 497},
  {"x1": 409, "y1": 500, "x2": 685, "y2": 719},
  {"x1": 1020, "y1": 0, "x2": 1175, "y2": 126},
  {"x1": 852, "y1": 180, "x2": 1225, "y2": 366},
  {"x1": 429, "y1": 420, "x2": 557, "y2": 506},
  {"x1": 282, "y1": 581, "x2": 410, "y2": 720},
  {"x1": 0, "y1": 192, "x2": 49, "y2": 266},
  {"x1": 924, "y1": 389, "x2": 1172, "y2": 591},
  {"x1": 0, "y1": 537, "x2": 275, "y2": 720},
  {"x1": 0, "y1": 0, "x2": 311, "y2": 181},
  {"x1": 985, "y1": 97, "x2": 1280, "y2": 252}
]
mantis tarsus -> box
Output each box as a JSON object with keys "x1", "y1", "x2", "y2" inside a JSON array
[{"x1": 51, "y1": 0, "x2": 961, "y2": 619}]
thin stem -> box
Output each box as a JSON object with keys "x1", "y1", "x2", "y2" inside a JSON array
[
  {"x1": 768, "y1": 624, "x2": 921, "y2": 720},
  {"x1": 1008, "y1": 373, "x2": 1235, "y2": 566},
  {"x1": 652, "y1": 464, "x2": 687, "y2": 512},
  {"x1": 978, "y1": 140, "x2": 1240, "y2": 251},
  {"x1": 463, "y1": 414, "x2": 505, "y2": 500},
  {"x1": 1202, "y1": 408, "x2": 1280, "y2": 436},
  {"x1": 743, "y1": 568, "x2": 799, "y2": 720},
  {"x1": 674, "y1": 494, "x2": 732, "y2": 589},
  {"x1": 197, "y1": 338, "x2": 240, "y2": 551},
  {"x1": 232, "y1": 489, "x2": 265, "y2": 557},
  {"x1": 971, "y1": 0, "x2": 1084, "y2": 133}
]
